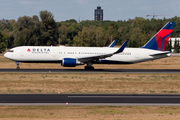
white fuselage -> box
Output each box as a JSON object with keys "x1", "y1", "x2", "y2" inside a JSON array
[{"x1": 4, "y1": 46, "x2": 171, "y2": 65}]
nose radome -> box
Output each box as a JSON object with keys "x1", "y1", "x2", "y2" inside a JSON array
[
  {"x1": 4, "y1": 52, "x2": 11, "y2": 59},
  {"x1": 4, "y1": 52, "x2": 8, "y2": 58}
]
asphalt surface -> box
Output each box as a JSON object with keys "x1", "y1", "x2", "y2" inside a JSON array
[
  {"x1": 0, "y1": 69, "x2": 180, "y2": 73},
  {"x1": 1, "y1": 94, "x2": 180, "y2": 106}
]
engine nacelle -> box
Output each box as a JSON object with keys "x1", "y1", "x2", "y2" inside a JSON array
[{"x1": 61, "y1": 58, "x2": 83, "y2": 67}]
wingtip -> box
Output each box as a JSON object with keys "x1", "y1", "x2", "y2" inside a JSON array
[
  {"x1": 109, "y1": 40, "x2": 117, "y2": 47},
  {"x1": 114, "y1": 40, "x2": 128, "y2": 54}
]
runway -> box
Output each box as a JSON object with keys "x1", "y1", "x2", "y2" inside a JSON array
[
  {"x1": 0, "y1": 69, "x2": 180, "y2": 73},
  {"x1": 1, "y1": 94, "x2": 180, "y2": 106}
]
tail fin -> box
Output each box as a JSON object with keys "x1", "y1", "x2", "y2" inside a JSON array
[{"x1": 142, "y1": 22, "x2": 176, "y2": 51}]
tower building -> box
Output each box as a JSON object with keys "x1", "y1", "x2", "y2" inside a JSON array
[{"x1": 94, "y1": 6, "x2": 103, "y2": 21}]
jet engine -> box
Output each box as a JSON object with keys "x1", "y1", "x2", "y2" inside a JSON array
[{"x1": 61, "y1": 58, "x2": 83, "y2": 67}]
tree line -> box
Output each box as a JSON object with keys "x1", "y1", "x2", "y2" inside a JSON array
[{"x1": 1, "y1": 10, "x2": 180, "y2": 53}]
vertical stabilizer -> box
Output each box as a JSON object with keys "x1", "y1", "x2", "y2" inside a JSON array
[{"x1": 142, "y1": 22, "x2": 176, "y2": 51}]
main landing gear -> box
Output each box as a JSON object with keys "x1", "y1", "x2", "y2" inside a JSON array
[
  {"x1": 84, "y1": 62, "x2": 94, "y2": 70},
  {"x1": 16, "y1": 62, "x2": 20, "y2": 70}
]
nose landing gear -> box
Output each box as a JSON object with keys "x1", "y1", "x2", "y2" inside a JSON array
[{"x1": 16, "y1": 62, "x2": 20, "y2": 70}]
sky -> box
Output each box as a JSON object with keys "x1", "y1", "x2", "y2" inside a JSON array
[{"x1": 1, "y1": 0, "x2": 180, "y2": 22}]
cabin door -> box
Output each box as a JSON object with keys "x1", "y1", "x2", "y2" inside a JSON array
[
  {"x1": 20, "y1": 51, "x2": 24, "y2": 57},
  {"x1": 135, "y1": 52, "x2": 139, "y2": 58}
]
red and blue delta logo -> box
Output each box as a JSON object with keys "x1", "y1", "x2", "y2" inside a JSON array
[
  {"x1": 27, "y1": 48, "x2": 50, "y2": 53},
  {"x1": 27, "y1": 48, "x2": 31, "y2": 52}
]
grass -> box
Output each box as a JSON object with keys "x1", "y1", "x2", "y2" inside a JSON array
[
  {"x1": 0, "y1": 73, "x2": 180, "y2": 94},
  {"x1": 0, "y1": 106, "x2": 180, "y2": 120}
]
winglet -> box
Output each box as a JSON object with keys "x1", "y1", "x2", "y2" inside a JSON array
[
  {"x1": 109, "y1": 40, "x2": 117, "y2": 47},
  {"x1": 114, "y1": 40, "x2": 128, "y2": 54}
]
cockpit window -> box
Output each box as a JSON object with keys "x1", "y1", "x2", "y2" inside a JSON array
[{"x1": 8, "y1": 50, "x2": 14, "y2": 52}]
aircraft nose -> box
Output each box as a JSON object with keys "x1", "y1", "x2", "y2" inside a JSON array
[
  {"x1": 4, "y1": 52, "x2": 8, "y2": 58},
  {"x1": 4, "y1": 52, "x2": 11, "y2": 59}
]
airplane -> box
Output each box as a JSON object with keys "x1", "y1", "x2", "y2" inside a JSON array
[{"x1": 4, "y1": 22, "x2": 175, "y2": 70}]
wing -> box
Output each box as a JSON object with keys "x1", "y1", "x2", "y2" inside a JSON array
[{"x1": 78, "y1": 40, "x2": 128, "y2": 63}]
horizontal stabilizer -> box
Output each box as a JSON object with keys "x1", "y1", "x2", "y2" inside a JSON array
[{"x1": 149, "y1": 51, "x2": 171, "y2": 56}]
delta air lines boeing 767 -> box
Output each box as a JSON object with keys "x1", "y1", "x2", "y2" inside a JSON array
[{"x1": 4, "y1": 22, "x2": 175, "y2": 70}]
